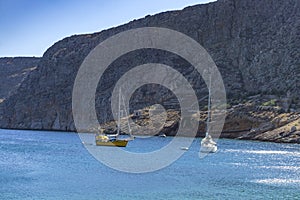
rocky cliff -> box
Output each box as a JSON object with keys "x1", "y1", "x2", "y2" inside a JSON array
[
  {"x1": 0, "y1": 0, "x2": 299, "y2": 142},
  {"x1": 0, "y1": 57, "x2": 40, "y2": 103}
]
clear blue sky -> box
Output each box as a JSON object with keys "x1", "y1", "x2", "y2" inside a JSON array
[{"x1": 0, "y1": 0, "x2": 215, "y2": 57}]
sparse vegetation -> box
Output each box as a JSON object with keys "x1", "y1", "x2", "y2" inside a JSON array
[{"x1": 262, "y1": 99, "x2": 277, "y2": 106}]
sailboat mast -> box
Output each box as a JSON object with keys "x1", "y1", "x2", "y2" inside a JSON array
[
  {"x1": 206, "y1": 76, "x2": 212, "y2": 137},
  {"x1": 117, "y1": 88, "x2": 121, "y2": 136},
  {"x1": 121, "y1": 94, "x2": 132, "y2": 136}
]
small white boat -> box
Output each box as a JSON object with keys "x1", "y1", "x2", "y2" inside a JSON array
[
  {"x1": 180, "y1": 147, "x2": 189, "y2": 151},
  {"x1": 200, "y1": 135, "x2": 217, "y2": 153},
  {"x1": 200, "y1": 75, "x2": 217, "y2": 153},
  {"x1": 158, "y1": 133, "x2": 167, "y2": 137}
]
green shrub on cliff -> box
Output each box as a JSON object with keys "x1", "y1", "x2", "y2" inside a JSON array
[{"x1": 262, "y1": 99, "x2": 277, "y2": 106}]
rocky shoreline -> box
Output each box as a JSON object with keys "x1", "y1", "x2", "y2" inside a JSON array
[
  {"x1": 1, "y1": 101, "x2": 299, "y2": 144},
  {"x1": 95, "y1": 101, "x2": 300, "y2": 144}
]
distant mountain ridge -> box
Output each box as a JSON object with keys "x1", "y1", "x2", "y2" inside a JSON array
[{"x1": 0, "y1": 0, "x2": 299, "y2": 142}]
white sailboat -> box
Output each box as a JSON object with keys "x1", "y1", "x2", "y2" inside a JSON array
[{"x1": 200, "y1": 76, "x2": 217, "y2": 153}]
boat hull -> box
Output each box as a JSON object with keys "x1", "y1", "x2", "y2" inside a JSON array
[
  {"x1": 96, "y1": 140, "x2": 128, "y2": 147},
  {"x1": 200, "y1": 145, "x2": 217, "y2": 153}
]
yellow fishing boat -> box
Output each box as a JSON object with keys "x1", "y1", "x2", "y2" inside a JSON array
[
  {"x1": 95, "y1": 135, "x2": 128, "y2": 147},
  {"x1": 95, "y1": 88, "x2": 133, "y2": 147}
]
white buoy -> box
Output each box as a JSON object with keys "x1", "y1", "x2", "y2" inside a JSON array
[{"x1": 181, "y1": 147, "x2": 189, "y2": 150}]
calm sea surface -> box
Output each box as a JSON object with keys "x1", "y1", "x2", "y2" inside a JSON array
[{"x1": 0, "y1": 129, "x2": 299, "y2": 200}]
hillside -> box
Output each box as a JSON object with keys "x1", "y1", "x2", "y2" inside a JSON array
[{"x1": 0, "y1": 0, "x2": 299, "y2": 142}]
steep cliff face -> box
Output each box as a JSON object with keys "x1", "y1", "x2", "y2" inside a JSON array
[
  {"x1": 0, "y1": 57, "x2": 40, "y2": 102},
  {"x1": 0, "y1": 0, "x2": 299, "y2": 135}
]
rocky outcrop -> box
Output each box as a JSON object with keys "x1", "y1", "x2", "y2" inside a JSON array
[
  {"x1": 0, "y1": 57, "x2": 40, "y2": 102},
  {"x1": 224, "y1": 103, "x2": 300, "y2": 143},
  {"x1": 0, "y1": 0, "x2": 299, "y2": 143},
  {"x1": 98, "y1": 102, "x2": 300, "y2": 143}
]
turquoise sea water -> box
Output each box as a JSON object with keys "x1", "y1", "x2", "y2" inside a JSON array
[{"x1": 0, "y1": 129, "x2": 299, "y2": 200}]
